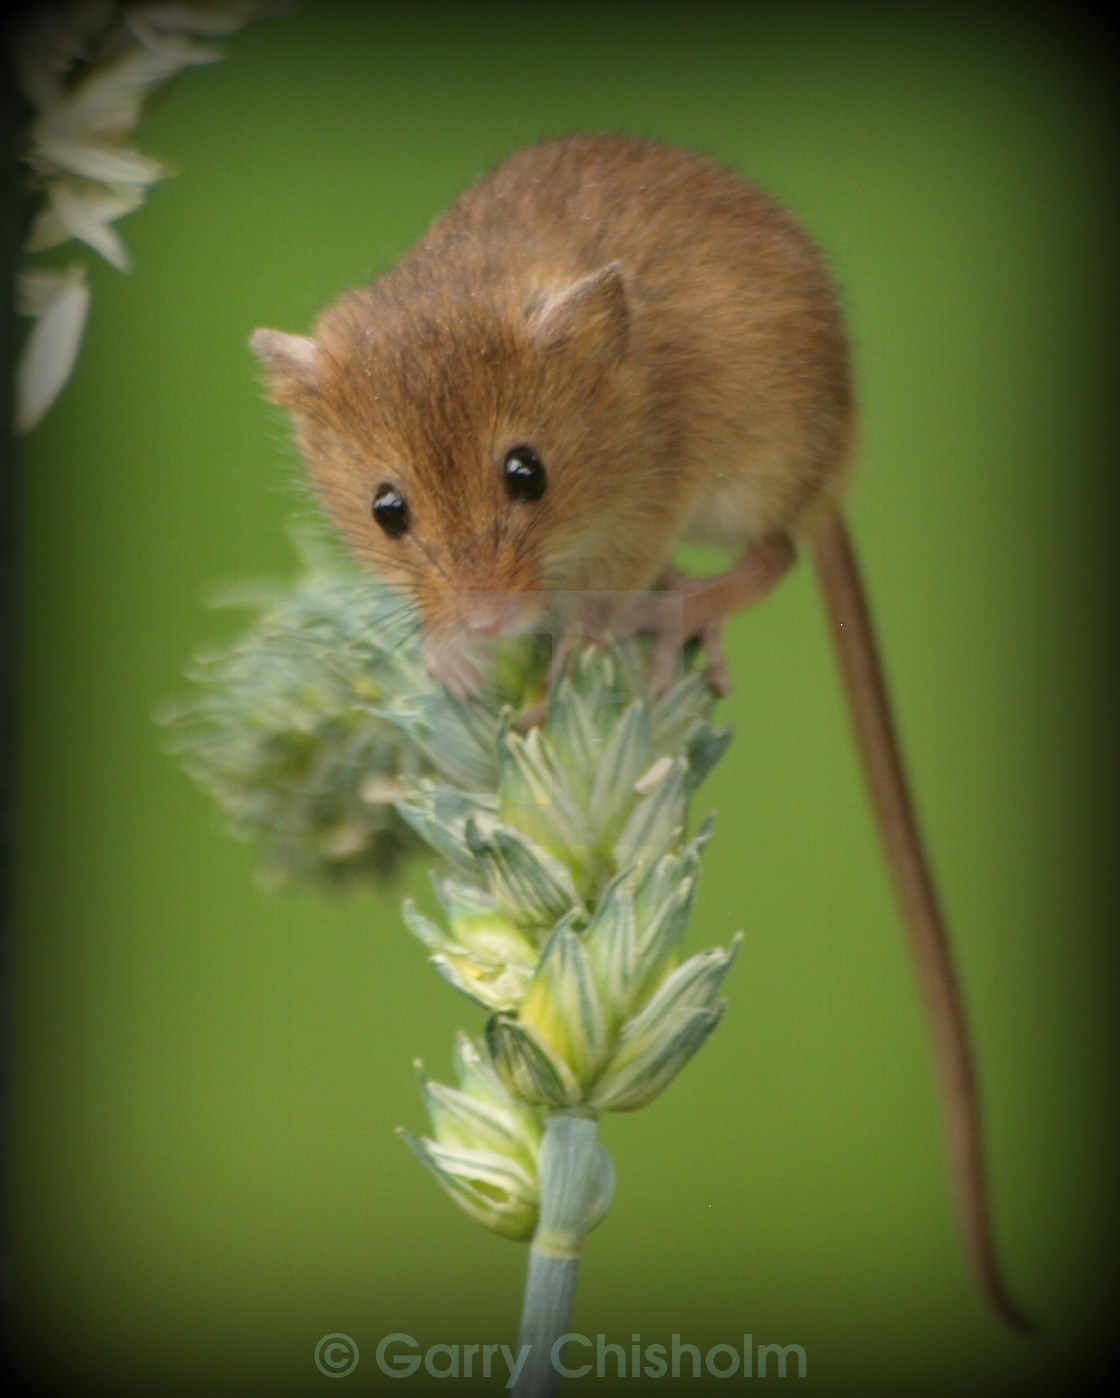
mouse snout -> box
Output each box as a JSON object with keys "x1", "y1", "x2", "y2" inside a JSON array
[
  {"x1": 420, "y1": 586, "x2": 547, "y2": 695},
  {"x1": 457, "y1": 589, "x2": 542, "y2": 638}
]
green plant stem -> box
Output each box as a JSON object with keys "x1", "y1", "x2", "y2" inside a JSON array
[{"x1": 513, "y1": 1111, "x2": 600, "y2": 1398}]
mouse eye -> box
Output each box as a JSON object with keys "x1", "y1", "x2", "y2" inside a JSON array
[
  {"x1": 503, "y1": 446, "x2": 547, "y2": 502},
  {"x1": 372, "y1": 482, "x2": 410, "y2": 538}
]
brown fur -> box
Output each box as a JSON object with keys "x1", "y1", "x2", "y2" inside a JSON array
[{"x1": 254, "y1": 134, "x2": 852, "y2": 639}]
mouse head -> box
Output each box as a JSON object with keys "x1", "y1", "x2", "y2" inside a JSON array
[{"x1": 253, "y1": 259, "x2": 653, "y2": 666}]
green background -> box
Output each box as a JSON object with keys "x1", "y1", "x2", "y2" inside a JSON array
[{"x1": 11, "y1": 2, "x2": 1116, "y2": 1393}]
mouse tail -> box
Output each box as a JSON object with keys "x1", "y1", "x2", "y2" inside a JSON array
[{"x1": 810, "y1": 503, "x2": 1033, "y2": 1335}]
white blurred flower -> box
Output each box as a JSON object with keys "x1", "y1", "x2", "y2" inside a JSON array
[
  {"x1": 12, "y1": 1, "x2": 288, "y2": 431},
  {"x1": 15, "y1": 267, "x2": 91, "y2": 434},
  {"x1": 28, "y1": 179, "x2": 145, "y2": 269}
]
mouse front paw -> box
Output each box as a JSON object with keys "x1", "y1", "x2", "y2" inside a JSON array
[
  {"x1": 422, "y1": 632, "x2": 485, "y2": 698},
  {"x1": 628, "y1": 535, "x2": 796, "y2": 696}
]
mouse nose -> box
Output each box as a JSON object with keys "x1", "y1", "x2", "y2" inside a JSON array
[{"x1": 459, "y1": 591, "x2": 538, "y2": 637}]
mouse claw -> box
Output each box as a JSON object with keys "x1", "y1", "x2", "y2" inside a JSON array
[
  {"x1": 645, "y1": 612, "x2": 685, "y2": 697},
  {"x1": 696, "y1": 621, "x2": 734, "y2": 697},
  {"x1": 647, "y1": 646, "x2": 676, "y2": 698},
  {"x1": 515, "y1": 696, "x2": 550, "y2": 731}
]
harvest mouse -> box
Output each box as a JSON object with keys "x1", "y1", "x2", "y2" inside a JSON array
[{"x1": 251, "y1": 133, "x2": 1029, "y2": 1332}]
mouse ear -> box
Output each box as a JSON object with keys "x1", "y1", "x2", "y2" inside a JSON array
[
  {"x1": 530, "y1": 262, "x2": 629, "y2": 365},
  {"x1": 250, "y1": 328, "x2": 320, "y2": 405}
]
